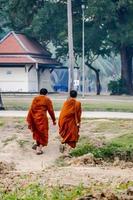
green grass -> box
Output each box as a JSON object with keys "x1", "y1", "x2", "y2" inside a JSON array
[
  {"x1": 70, "y1": 134, "x2": 133, "y2": 161},
  {"x1": 4, "y1": 101, "x2": 133, "y2": 112},
  {"x1": 0, "y1": 120, "x2": 4, "y2": 127},
  {"x1": 2, "y1": 95, "x2": 133, "y2": 112},
  {"x1": 82, "y1": 101, "x2": 133, "y2": 112},
  {"x1": 0, "y1": 184, "x2": 87, "y2": 200},
  {"x1": 0, "y1": 180, "x2": 132, "y2": 200},
  {"x1": 116, "y1": 181, "x2": 133, "y2": 191},
  {"x1": 90, "y1": 119, "x2": 133, "y2": 135},
  {"x1": 17, "y1": 118, "x2": 25, "y2": 124}
]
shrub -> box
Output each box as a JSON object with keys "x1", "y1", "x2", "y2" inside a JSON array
[
  {"x1": 108, "y1": 78, "x2": 128, "y2": 95},
  {"x1": 70, "y1": 136, "x2": 133, "y2": 161}
]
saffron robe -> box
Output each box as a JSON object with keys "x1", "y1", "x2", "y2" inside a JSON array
[
  {"x1": 27, "y1": 95, "x2": 56, "y2": 146},
  {"x1": 58, "y1": 98, "x2": 82, "y2": 148}
]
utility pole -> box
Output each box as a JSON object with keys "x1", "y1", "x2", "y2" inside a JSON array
[
  {"x1": 82, "y1": 4, "x2": 85, "y2": 98},
  {"x1": 67, "y1": 0, "x2": 74, "y2": 91}
]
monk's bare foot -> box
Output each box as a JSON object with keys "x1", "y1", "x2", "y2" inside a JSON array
[{"x1": 36, "y1": 145, "x2": 43, "y2": 155}]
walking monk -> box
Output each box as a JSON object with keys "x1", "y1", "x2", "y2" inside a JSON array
[
  {"x1": 27, "y1": 88, "x2": 56, "y2": 155},
  {"x1": 58, "y1": 90, "x2": 82, "y2": 151}
]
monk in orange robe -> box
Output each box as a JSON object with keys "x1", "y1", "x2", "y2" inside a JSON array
[
  {"x1": 27, "y1": 88, "x2": 56, "y2": 155},
  {"x1": 58, "y1": 90, "x2": 82, "y2": 150}
]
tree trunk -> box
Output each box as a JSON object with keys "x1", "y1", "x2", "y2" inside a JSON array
[
  {"x1": 86, "y1": 62, "x2": 101, "y2": 95},
  {"x1": 95, "y1": 69, "x2": 101, "y2": 95},
  {"x1": 0, "y1": 93, "x2": 5, "y2": 110},
  {"x1": 120, "y1": 45, "x2": 133, "y2": 95}
]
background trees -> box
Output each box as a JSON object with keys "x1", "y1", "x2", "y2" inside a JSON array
[
  {"x1": 86, "y1": 0, "x2": 133, "y2": 94},
  {"x1": 0, "y1": 0, "x2": 133, "y2": 94}
]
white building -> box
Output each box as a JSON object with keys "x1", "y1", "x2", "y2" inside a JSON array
[{"x1": 0, "y1": 31, "x2": 60, "y2": 92}]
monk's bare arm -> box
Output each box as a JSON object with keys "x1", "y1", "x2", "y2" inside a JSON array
[
  {"x1": 76, "y1": 102, "x2": 82, "y2": 127},
  {"x1": 26, "y1": 109, "x2": 32, "y2": 129}
]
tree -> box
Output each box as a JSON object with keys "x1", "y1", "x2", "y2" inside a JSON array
[
  {"x1": 3, "y1": 0, "x2": 44, "y2": 29},
  {"x1": 86, "y1": 61, "x2": 101, "y2": 95},
  {"x1": 86, "y1": 0, "x2": 133, "y2": 94},
  {"x1": 0, "y1": 0, "x2": 10, "y2": 39}
]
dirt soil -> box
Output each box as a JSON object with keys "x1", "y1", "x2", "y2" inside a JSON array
[{"x1": 0, "y1": 117, "x2": 133, "y2": 197}]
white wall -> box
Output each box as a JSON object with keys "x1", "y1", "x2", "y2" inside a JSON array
[
  {"x1": 0, "y1": 65, "x2": 54, "y2": 92},
  {"x1": 27, "y1": 65, "x2": 38, "y2": 92},
  {"x1": 0, "y1": 67, "x2": 28, "y2": 92}
]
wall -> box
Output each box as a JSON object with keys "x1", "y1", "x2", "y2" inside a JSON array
[
  {"x1": 27, "y1": 64, "x2": 38, "y2": 92},
  {"x1": 0, "y1": 66, "x2": 28, "y2": 92}
]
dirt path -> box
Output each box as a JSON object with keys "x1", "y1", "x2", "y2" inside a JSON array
[
  {"x1": 36, "y1": 166, "x2": 133, "y2": 187},
  {"x1": 0, "y1": 117, "x2": 133, "y2": 188},
  {"x1": 0, "y1": 118, "x2": 61, "y2": 171}
]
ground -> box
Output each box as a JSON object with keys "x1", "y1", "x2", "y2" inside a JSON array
[{"x1": 0, "y1": 117, "x2": 133, "y2": 198}]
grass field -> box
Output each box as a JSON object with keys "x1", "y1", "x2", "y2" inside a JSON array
[{"x1": 2, "y1": 94, "x2": 133, "y2": 112}]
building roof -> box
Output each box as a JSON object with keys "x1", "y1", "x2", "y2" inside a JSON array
[{"x1": 0, "y1": 31, "x2": 59, "y2": 65}]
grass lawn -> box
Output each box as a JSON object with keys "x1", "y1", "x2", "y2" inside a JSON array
[{"x1": 2, "y1": 94, "x2": 133, "y2": 112}]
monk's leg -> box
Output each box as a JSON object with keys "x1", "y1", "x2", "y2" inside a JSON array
[
  {"x1": 36, "y1": 141, "x2": 43, "y2": 155},
  {"x1": 59, "y1": 141, "x2": 76, "y2": 153},
  {"x1": 67, "y1": 141, "x2": 76, "y2": 148},
  {"x1": 59, "y1": 143, "x2": 67, "y2": 153}
]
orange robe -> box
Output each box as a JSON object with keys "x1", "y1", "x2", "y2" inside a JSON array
[
  {"x1": 58, "y1": 98, "x2": 82, "y2": 148},
  {"x1": 27, "y1": 95, "x2": 56, "y2": 146}
]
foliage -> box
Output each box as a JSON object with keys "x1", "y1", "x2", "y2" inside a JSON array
[
  {"x1": 86, "y1": 0, "x2": 133, "y2": 48},
  {"x1": 85, "y1": 0, "x2": 133, "y2": 93},
  {"x1": 70, "y1": 134, "x2": 133, "y2": 161},
  {"x1": 108, "y1": 78, "x2": 129, "y2": 95},
  {"x1": 0, "y1": 184, "x2": 86, "y2": 200},
  {"x1": 0, "y1": 0, "x2": 119, "y2": 58},
  {"x1": 70, "y1": 143, "x2": 94, "y2": 157},
  {"x1": 0, "y1": 0, "x2": 44, "y2": 31}
]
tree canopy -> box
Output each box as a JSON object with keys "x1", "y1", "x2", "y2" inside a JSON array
[{"x1": 0, "y1": 0, "x2": 133, "y2": 94}]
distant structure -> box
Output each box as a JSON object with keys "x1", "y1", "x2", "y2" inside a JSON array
[{"x1": 0, "y1": 31, "x2": 60, "y2": 92}]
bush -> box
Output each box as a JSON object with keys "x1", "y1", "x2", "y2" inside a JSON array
[
  {"x1": 108, "y1": 78, "x2": 128, "y2": 95},
  {"x1": 70, "y1": 143, "x2": 94, "y2": 157},
  {"x1": 70, "y1": 135, "x2": 133, "y2": 161}
]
